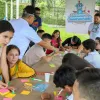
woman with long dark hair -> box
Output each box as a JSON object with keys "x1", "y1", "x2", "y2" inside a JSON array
[{"x1": 46, "y1": 30, "x2": 64, "y2": 54}]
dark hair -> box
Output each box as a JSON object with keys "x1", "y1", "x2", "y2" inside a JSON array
[
  {"x1": 6, "y1": 45, "x2": 20, "y2": 55},
  {"x1": 42, "y1": 33, "x2": 52, "y2": 40},
  {"x1": 96, "y1": 37, "x2": 100, "y2": 43},
  {"x1": 72, "y1": 36, "x2": 80, "y2": 44},
  {"x1": 35, "y1": 7, "x2": 40, "y2": 11},
  {"x1": 0, "y1": 20, "x2": 14, "y2": 33},
  {"x1": 53, "y1": 64, "x2": 76, "y2": 88},
  {"x1": 22, "y1": 5, "x2": 35, "y2": 17},
  {"x1": 52, "y1": 30, "x2": 61, "y2": 47},
  {"x1": 37, "y1": 30, "x2": 44, "y2": 34},
  {"x1": 95, "y1": 10, "x2": 99, "y2": 13},
  {"x1": 62, "y1": 53, "x2": 93, "y2": 70},
  {"x1": 76, "y1": 68, "x2": 100, "y2": 100},
  {"x1": 82, "y1": 39, "x2": 96, "y2": 52},
  {"x1": 95, "y1": 13, "x2": 100, "y2": 17}
]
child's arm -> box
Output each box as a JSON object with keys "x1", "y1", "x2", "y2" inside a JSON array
[
  {"x1": 1, "y1": 46, "x2": 9, "y2": 83},
  {"x1": 41, "y1": 52, "x2": 59, "y2": 62},
  {"x1": 59, "y1": 41, "x2": 65, "y2": 51},
  {"x1": 42, "y1": 56, "x2": 53, "y2": 62},
  {"x1": 16, "y1": 61, "x2": 35, "y2": 78}
]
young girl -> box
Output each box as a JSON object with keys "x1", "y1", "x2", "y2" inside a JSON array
[
  {"x1": 46, "y1": 30, "x2": 64, "y2": 54},
  {"x1": 0, "y1": 20, "x2": 14, "y2": 88},
  {"x1": 6, "y1": 45, "x2": 35, "y2": 79}
]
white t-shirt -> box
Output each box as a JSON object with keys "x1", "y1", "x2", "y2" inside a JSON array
[
  {"x1": 88, "y1": 23, "x2": 100, "y2": 40},
  {"x1": 66, "y1": 94, "x2": 73, "y2": 100},
  {"x1": 9, "y1": 18, "x2": 42, "y2": 59},
  {"x1": 23, "y1": 44, "x2": 46, "y2": 66},
  {"x1": 84, "y1": 50, "x2": 100, "y2": 68}
]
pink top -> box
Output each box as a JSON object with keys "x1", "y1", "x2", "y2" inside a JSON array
[{"x1": 46, "y1": 38, "x2": 61, "y2": 54}]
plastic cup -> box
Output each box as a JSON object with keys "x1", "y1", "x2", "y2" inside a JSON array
[{"x1": 45, "y1": 73, "x2": 50, "y2": 83}]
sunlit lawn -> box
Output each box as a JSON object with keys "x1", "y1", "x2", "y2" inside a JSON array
[{"x1": 42, "y1": 23, "x2": 89, "y2": 42}]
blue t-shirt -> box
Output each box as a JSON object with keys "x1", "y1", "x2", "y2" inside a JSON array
[{"x1": 31, "y1": 16, "x2": 42, "y2": 31}]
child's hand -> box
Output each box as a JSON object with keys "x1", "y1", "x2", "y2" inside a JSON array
[
  {"x1": 8, "y1": 86, "x2": 16, "y2": 91},
  {"x1": 12, "y1": 75, "x2": 17, "y2": 79},
  {"x1": 66, "y1": 46, "x2": 72, "y2": 52},
  {"x1": 0, "y1": 81, "x2": 8, "y2": 89}
]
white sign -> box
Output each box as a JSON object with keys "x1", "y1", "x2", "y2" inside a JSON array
[{"x1": 66, "y1": 0, "x2": 96, "y2": 34}]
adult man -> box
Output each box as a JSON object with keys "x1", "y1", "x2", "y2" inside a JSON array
[
  {"x1": 88, "y1": 13, "x2": 100, "y2": 40},
  {"x1": 9, "y1": 6, "x2": 58, "y2": 59},
  {"x1": 30, "y1": 7, "x2": 42, "y2": 31},
  {"x1": 73, "y1": 68, "x2": 100, "y2": 100}
]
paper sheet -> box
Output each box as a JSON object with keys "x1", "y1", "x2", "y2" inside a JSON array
[
  {"x1": 5, "y1": 93, "x2": 16, "y2": 98},
  {"x1": 21, "y1": 79, "x2": 29, "y2": 83},
  {"x1": 21, "y1": 90, "x2": 30, "y2": 95},
  {"x1": 3, "y1": 98, "x2": 12, "y2": 100},
  {"x1": 49, "y1": 64, "x2": 55, "y2": 68}
]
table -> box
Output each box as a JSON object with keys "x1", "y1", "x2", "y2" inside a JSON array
[{"x1": 0, "y1": 55, "x2": 62, "y2": 100}]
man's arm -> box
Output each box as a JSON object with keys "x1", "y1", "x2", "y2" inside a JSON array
[
  {"x1": 1, "y1": 46, "x2": 9, "y2": 83},
  {"x1": 27, "y1": 28, "x2": 59, "y2": 53},
  {"x1": 37, "y1": 41, "x2": 59, "y2": 53},
  {"x1": 62, "y1": 38, "x2": 70, "y2": 47},
  {"x1": 41, "y1": 53, "x2": 58, "y2": 62},
  {"x1": 88, "y1": 23, "x2": 92, "y2": 36},
  {"x1": 38, "y1": 18, "x2": 42, "y2": 30},
  {"x1": 38, "y1": 26, "x2": 42, "y2": 30},
  {"x1": 88, "y1": 31, "x2": 90, "y2": 35}
]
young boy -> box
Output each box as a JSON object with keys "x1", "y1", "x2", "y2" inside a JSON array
[
  {"x1": 73, "y1": 68, "x2": 100, "y2": 100},
  {"x1": 23, "y1": 33, "x2": 56, "y2": 66},
  {"x1": 41, "y1": 64, "x2": 75, "y2": 100},
  {"x1": 62, "y1": 36, "x2": 81, "y2": 49},
  {"x1": 37, "y1": 30, "x2": 45, "y2": 38},
  {"x1": 82, "y1": 39, "x2": 100, "y2": 68}
]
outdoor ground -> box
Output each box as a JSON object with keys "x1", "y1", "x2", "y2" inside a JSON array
[{"x1": 42, "y1": 23, "x2": 89, "y2": 42}]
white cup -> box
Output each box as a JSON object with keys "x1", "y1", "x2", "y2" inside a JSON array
[
  {"x1": 64, "y1": 51, "x2": 68, "y2": 54},
  {"x1": 45, "y1": 73, "x2": 50, "y2": 83}
]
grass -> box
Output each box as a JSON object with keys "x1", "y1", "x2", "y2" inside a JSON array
[{"x1": 42, "y1": 23, "x2": 89, "y2": 42}]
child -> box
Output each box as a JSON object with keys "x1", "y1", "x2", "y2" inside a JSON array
[
  {"x1": 41, "y1": 53, "x2": 93, "y2": 100},
  {"x1": 82, "y1": 39, "x2": 100, "y2": 68},
  {"x1": 62, "y1": 36, "x2": 81, "y2": 49},
  {"x1": 6, "y1": 45, "x2": 35, "y2": 79},
  {"x1": 23, "y1": 33, "x2": 56, "y2": 66},
  {"x1": 46, "y1": 30, "x2": 64, "y2": 54},
  {"x1": 29, "y1": 29, "x2": 45, "y2": 48},
  {"x1": 0, "y1": 20, "x2": 14, "y2": 88},
  {"x1": 37, "y1": 30, "x2": 45, "y2": 38},
  {"x1": 95, "y1": 37, "x2": 100, "y2": 53}
]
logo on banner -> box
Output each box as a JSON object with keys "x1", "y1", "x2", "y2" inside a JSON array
[{"x1": 68, "y1": 0, "x2": 92, "y2": 23}]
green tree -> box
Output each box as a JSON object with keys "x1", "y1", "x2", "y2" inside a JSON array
[{"x1": 96, "y1": 0, "x2": 100, "y2": 5}]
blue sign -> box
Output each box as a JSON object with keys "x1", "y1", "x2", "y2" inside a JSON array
[{"x1": 68, "y1": 0, "x2": 92, "y2": 23}]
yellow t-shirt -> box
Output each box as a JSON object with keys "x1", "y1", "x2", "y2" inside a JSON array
[{"x1": 10, "y1": 60, "x2": 35, "y2": 78}]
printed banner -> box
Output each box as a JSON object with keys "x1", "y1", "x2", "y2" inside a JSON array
[{"x1": 66, "y1": 0, "x2": 96, "y2": 34}]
